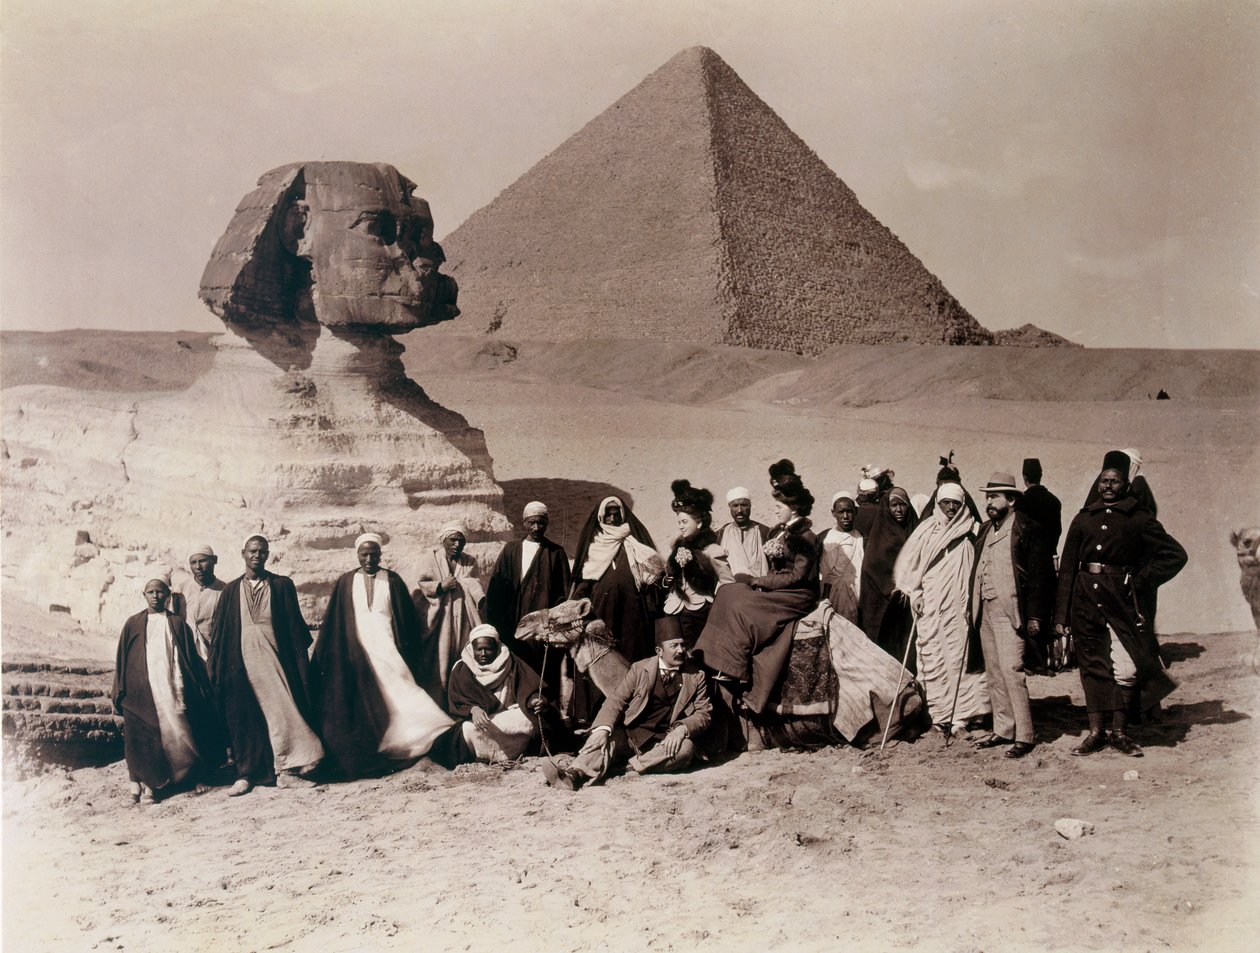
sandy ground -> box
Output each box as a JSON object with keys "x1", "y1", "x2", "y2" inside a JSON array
[
  {"x1": 4, "y1": 333, "x2": 1259, "y2": 951},
  {"x1": 4, "y1": 628, "x2": 1257, "y2": 953}
]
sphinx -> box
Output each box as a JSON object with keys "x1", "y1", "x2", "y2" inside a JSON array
[{"x1": 2, "y1": 162, "x2": 511, "y2": 633}]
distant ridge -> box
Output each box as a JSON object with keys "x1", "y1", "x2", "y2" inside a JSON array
[{"x1": 443, "y1": 46, "x2": 1066, "y2": 355}]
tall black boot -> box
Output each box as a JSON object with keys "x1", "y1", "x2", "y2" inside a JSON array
[{"x1": 1110, "y1": 690, "x2": 1144, "y2": 757}]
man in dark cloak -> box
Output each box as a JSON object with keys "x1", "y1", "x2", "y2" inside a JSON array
[
  {"x1": 1055, "y1": 451, "x2": 1187, "y2": 758},
  {"x1": 113, "y1": 578, "x2": 223, "y2": 802},
  {"x1": 208, "y1": 535, "x2": 324, "y2": 795},
  {"x1": 313, "y1": 533, "x2": 468, "y2": 778},
  {"x1": 1014, "y1": 457, "x2": 1063, "y2": 550},
  {"x1": 484, "y1": 501, "x2": 571, "y2": 700}
]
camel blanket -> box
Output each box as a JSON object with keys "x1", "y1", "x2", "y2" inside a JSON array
[{"x1": 769, "y1": 604, "x2": 924, "y2": 743}]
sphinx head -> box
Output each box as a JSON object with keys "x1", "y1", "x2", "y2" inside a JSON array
[{"x1": 199, "y1": 162, "x2": 459, "y2": 337}]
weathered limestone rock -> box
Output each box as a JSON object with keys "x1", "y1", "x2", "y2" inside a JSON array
[
  {"x1": 2, "y1": 162, "x2": 510, "y2": 633},
  {"x1": 1, "y1": 659, "x2": 122, "y2": 771}
]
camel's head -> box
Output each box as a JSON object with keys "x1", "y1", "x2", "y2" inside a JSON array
[
  {"x1": 1232, "y1": 527, "x2": 1260, "y2": 569},
  {"x1": 513, "y1": 598, "x2": 594, "y2": 646}
]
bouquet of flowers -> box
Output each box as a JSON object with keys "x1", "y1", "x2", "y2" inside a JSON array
[
  {"x1": 673, "y1": 546, "x2": 693, "y2": 567},
  {"x1": 763, "y1": 536, "x2": 788, "y2": 560}
]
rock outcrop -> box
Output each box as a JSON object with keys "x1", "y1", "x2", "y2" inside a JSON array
[
  {"x1": 1, "y1": 162, "x2": 511, "y2": 634},
  {"x1": 443, "y1": 47, "x2": 1062, "y2": 355}
]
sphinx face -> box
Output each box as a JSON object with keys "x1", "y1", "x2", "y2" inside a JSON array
[
  {"x1": 296, "y1": 163, "x2": 445, "y2": 331},
  {"x1": 200, "y1": 161, "x2": 458, "y2": 337}
]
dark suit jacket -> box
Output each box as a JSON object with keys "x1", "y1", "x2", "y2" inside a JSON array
[{"x1": 593, "y1": 657, "x2": 712, "y2": 740}]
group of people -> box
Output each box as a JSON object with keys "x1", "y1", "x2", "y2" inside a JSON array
[{"x1": 112, "y1": 447, "x2": 1186, "y2": 802}]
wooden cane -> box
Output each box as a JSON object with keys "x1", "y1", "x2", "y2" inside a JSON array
[{"x1": 879, "y1": 612, "x2": 918, "y2": 751}]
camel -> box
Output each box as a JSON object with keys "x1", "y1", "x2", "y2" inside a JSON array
[
  {"x1": 1231, "y1": 527, "x2": 1260, "y2": 670},
  {"x1": 515, "y1": 599, "x2": 925, "y2": 751}
]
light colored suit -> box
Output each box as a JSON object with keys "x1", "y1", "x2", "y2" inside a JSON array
[{"x1": 972, "y1": 516, "x2": 1032, "y2": 742}]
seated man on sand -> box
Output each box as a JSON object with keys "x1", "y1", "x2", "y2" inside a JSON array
[
  {"x1": 447, "y1": 624, "x2": 550, "y2": 763},
  {"x1": 543, "y1": 617, "x2": 711, "y2": 790}
]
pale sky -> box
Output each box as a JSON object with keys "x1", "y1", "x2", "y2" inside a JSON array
[{"x1": 3, "y1": 0, "x2": 1257, "y2": 348}]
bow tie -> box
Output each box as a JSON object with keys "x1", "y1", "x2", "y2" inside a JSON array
[{"x1": 660, "y1": 667, "x2": 681, "y2": 682}]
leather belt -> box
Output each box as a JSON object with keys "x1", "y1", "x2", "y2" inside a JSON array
[{"x1": 1079, "y1": 562, "x2": 1132, "y2": 574}]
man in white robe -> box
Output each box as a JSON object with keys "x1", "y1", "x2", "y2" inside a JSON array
[
  {"x1": 716, "y1": 487, "x2": 770, "y2": 578},
  {"x1": 174, "y1": 544, "x2": 226, "y2": 662}
]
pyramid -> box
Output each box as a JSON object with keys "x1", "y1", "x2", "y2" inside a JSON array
[{"x1": 442, "y1": 46, "x2": 999, "y2": 355}]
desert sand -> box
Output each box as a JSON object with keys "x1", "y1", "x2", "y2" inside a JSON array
[{"x1": 3, "y1": 330, "x2": 1259, "y2": 952}]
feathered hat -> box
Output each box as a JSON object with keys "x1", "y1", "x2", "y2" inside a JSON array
[
  {"x1": 936, "y1": 450, "x2": 961, "y2": 484},
  {"x1": 768, "y1": 459, "x2": 815, "y2": 516},
  {"x1": 671, "y1": 479, "x2": 714, "y2": 519}
]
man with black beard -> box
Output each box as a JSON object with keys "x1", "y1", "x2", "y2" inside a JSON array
[{"x1": 968, "y1": 473, "x2": 1057, "y2": 758}]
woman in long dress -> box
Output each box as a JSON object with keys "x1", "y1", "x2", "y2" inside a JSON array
[
  {"x1": 893, "y1": 483, "x2": 989, "y2": 733},
  {"x1": 694, "y1": 459, "x2": 820, "y2": 716},
  {"x1": 660, "y1": 479, "x2": 734, "y2": 649}
]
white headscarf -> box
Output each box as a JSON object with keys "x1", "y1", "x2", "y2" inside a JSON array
[
  {"x1": 438, "y1": 521, "x2": 466, "y2": 542},
  {"x1": 726, "y1": 487, "x2": 751, "y2": 504},
  {"x1": 355, "y1": 533, "x2": 383, "y2": 550},
  {"x1": 522, "y1": 501, "x2": 548, "y2": 518},
  {"x1": 458, "y1": 624, "x2": 513, "y2": 690},
  {"x1": 580, "y1": 496, "x2": 660, "y2": 588}
]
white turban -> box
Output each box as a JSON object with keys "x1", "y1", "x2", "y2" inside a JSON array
[
  {"x1": 355, "y1": 533, "x2": 383, "y2": 550},
  {"x1": 438, "y1": 521, "x2": 467, "y2": 541},
  {"x1": 937, "y1": 483, "x2": 966, "y2": 504},
  {"x1": 188, "y1": 543, "x2": 215, "y2": 559},
  {"x1": 858, "y1": 479, "x2": 878, "y2": 493},
  {"x1": 242, "y1": 534, "x2": 268, "y2": 549},
  {"x1": 831, "y1": 491, "x2": 856, "y2": 506},
  {"x1": 469, "y1": 623, "x2": 500, "y2": 643},
  {"x1": 726, "y1": 487, "x2": 751, "y2": 503},
  {"x1": 522, "y1": 501, "x2": 548, "y2": 518}
]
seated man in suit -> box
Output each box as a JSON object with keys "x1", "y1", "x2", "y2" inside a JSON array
[{"x1": 544, "y1": 617, "x2": 711, "y2": 789}]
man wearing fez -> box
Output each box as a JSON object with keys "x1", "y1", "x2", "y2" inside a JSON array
[
  {"x1": 969, "y1": 473, "x2": 1057, "y2": 759},
  {"x1": 485, "y1": 501, "x2": 571, "y2": 695},
  {"x1": 175, "y1": 544, "x2": 227, "y2": 663},
  {"x1": 1014, "y1": 458, "x2": 1063, "y2": 551},
  {"x1": 716, "y1": 487, "x2": 770, "y2": 578},
  {"x1": 208, "y1": 535, "x2": 324, "y2": 795},
  {"x1": 314, "y1": 534, "x2": 467, "y2": 777},
  {"x1": 1055, "y1": 451, "x2": 1187, "y2": 757},
  {"x1": 543, "y1": 617, "x2": 712, "y2": 789}
]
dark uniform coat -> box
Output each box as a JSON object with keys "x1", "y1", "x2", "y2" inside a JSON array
[{"x1": 1054, "y1": 496, "x2": 1186, "y2": 713}]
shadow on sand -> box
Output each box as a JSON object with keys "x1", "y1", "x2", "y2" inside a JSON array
[{"x1": 499, "y1": 478, "x2": 638, "y2": 553}]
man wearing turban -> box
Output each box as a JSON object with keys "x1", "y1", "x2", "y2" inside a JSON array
[
  {"x1": 415, "y1": 521, "x2": 486, "y2": 695},
  {"x1": 208, "y1": 535, "x2": 324, "y2": 795},
  {"x1": 893, "y1": 482, "x2": 990, "y2": 734},
  {"x1": 485, "y1": 502, "x2": 572, "y2": 700},
  {"x1": 174, "y1": 544, "x2": 226, "y2": 663},
  {"x1": 313, "y1": 534, "x2": 468, "y2": 777},
  {"x1": 716, "y1": 487, "x2": 770, "y2": 579}
]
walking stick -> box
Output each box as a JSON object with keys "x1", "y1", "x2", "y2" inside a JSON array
[
  {"x1": 942, "y1": 624, "x2": 972, "y2": 748},
  {"x1": 879, "y1": 610, "x2": 918, "y2": 751}
]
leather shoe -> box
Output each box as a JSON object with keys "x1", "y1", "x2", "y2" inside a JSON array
[
  {"x1": 1004, "y1": 742, "x2": 1035, "y2": 759},
  {"x1": 1071, "y1": 731, "x2": 1108, "y2": 756},
  {"x1": 1108, "y1": 731, "x2": 1144, "y2": 757},
  {"x1": 974, "y1": 735, "x2": 1012, "y2": 749}
]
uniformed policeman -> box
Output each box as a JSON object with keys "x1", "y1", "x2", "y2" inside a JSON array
[{"x1": 1054, "y1": 450, "x2": 1187, "y2": 757}]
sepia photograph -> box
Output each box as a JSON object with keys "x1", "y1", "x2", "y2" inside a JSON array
[{"x1": 2, "y1": 1, "x2": 1257, "y2": 950}]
